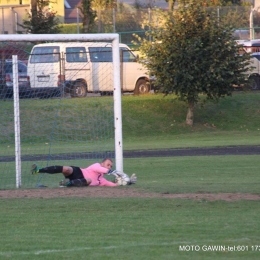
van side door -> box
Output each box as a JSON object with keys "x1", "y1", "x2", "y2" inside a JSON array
[
  {"x1": 88, "y1": 47, "x2": 113, "y2": 92},
  {"x1": 64, "y1": 47, "x2": 91, "y2": 90}
]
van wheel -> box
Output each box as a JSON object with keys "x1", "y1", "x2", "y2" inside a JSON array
[
  {"x1": 249, "y1": 76, "x2": 260, "y2": 90},
  {"x1": 134, "y1": 79, "x2": 150, "y2": 95},
  {"x1": 70, "y1": 81, "x2": 87, "y2": 97}
]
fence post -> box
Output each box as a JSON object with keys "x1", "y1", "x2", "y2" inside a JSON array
[
  {"x1": 113, "y1": 8, "x2": 116, "y2": 33},
  {"x1": 148, "y1": 8, "x2": 151, "y2": 42},
  {"x1": 250, "y1": 6, "x2": 255, "y2": 40},
  {"x1": 77, "y1": 7, "x2": 80, "y2": 34}
]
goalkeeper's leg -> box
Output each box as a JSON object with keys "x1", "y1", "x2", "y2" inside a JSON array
[
  {"x1": 31, "y1": 164, "x2": 92, "y2": 186},
  {"x1": 31, "y1": 165, "x2": 65, "y2": 175}
]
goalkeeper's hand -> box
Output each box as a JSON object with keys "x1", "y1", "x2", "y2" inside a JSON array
[
  {"x1": 115, "y1": 173, "x2": 137, "y2": 186},
  {"x1": 108, "y1": 170, "x2": 128, "y2": 179}
]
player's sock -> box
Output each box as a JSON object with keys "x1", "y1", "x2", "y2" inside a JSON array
[{"x1": 39, "y1": 166, "x2": 63, "y2": 174}]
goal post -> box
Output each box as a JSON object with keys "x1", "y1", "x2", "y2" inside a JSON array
[
  {"x1": 0, "y1": 33, "x2": 123, "y2": 189},
  {"x1": 13, "y1": 55, "x2": 22, "y2": 188}
]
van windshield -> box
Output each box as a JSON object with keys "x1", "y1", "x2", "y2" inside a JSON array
[
  {"x1": 30, "y1": 46, "x2": 60, "y2": 63},
  {"x1": 120, "y1": 47, "x2": 137, "y2": 62}
]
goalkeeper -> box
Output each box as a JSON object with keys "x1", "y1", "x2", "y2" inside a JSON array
[{"x1": 31, "y1": 158, "x2": 136, "y2": 187}]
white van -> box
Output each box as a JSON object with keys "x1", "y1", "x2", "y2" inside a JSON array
[
  {"x1": 27, "y1": 42, "x2": 151, "y2": 97},
  {"x1": 237, "y1": 40, "x2": 260, "y2": 90}
]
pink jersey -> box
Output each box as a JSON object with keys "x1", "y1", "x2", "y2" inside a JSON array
[{"x1": 81, "y1": 163, "x2": 117, "y2": 186}]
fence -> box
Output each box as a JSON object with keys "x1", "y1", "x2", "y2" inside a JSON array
[
  {"x1": 2, "y1": 5, "x2": 260, "y2": 42},
  {"x1": 61, "y1": 5, "x2": 260, "y2": 44}
]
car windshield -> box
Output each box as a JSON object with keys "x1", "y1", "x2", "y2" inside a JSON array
[
  {"x1": 2, "y1": 62, "x2": 27, "y2": 73},
  {"x1": 5, "y1": 63, "x2": 13, "y2": 73},
  {"x1": 252, "y1": 53, "x2": 260, "y2": 61},
  {"x1": 18, "y1": 63, "x2": 27, "y2": 73}
]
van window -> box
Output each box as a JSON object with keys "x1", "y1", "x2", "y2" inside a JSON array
[
  {"x1": 30, "y1": 46, "x2": 60, "y2": 63},
  {"x1": 120, "y1": 47, "x2": 136, "y2": 62},
  {"x1": 66, "y1": 47, "x2": 88, "y2": 62},
  {"x1": 89, "y1": 47, "x2": 136, "y2": 62},
  {"x1": 89, "y1": 47, "x2": 112, "y2": 62}
]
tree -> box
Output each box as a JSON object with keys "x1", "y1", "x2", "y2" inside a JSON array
[
  {"x1": 136, "y1": 0, "x2": 251, "y2": 125},
  {"x1": 165, "y1": 0, "x2": 176, "y2": 11},
  {"x1": 78, "y1": 0, "x2": 97, "y2": 33},
  {"x1": 91, "y1": 0, "x2": 116, "y2": 32},
  {"x1": 21, "y1": 0, "x2": 60, "y2": 34}
]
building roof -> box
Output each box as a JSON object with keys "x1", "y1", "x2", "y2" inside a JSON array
[{"x1": 66, "y1": 0, "x2": 81, "y2": 9}]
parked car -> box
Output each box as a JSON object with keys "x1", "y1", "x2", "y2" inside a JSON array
[{"x1": 0, "y1": 59, "x2": 31, "y2": 98}]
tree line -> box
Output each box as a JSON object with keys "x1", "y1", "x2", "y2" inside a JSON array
[{"x1": 21, "y1": 0, "x2": 252, "y2": 34}]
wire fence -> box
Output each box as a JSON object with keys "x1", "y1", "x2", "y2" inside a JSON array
[
  {"x1": 67, "y1": 6, "x2": 252, "y2": 30},
  {"x1": 1, "y1": 5, "x2": 259, "y2": 42},
  {"x1": 63, "y1": 5, "x2": 258, "y2": 44}
]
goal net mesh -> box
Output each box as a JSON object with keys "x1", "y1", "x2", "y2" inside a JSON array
[{"x1": 0, "y1": 35, "x2": 120, "y2": 189}]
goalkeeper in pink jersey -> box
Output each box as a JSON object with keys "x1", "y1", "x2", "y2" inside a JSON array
[{"x1": 31, "y1": 158, "x2": 136, "y2": 187}]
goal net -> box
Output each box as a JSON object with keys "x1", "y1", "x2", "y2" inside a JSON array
[{"x1": 0, "y1": 34, "x2": 123, "y2": 189}]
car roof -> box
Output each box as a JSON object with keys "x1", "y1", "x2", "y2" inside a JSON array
[{"x1": 238, "y1": 40, "x2": 260, "y2": 47}]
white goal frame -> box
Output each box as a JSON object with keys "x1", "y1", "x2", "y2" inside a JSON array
[{"x1": 0, "y1": 34, "x2": 123, "y2": 187}]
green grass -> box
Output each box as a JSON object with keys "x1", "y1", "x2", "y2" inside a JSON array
[
  {"x1": 1, "y1": 92, "x2": 260, "y2": 259},
  {"x1": 121, "y1": 91, "x2": 260, "y2": 149},
  {"x1": 0, "y1": 92, "x2": 259, "y2": 153},
  {"x1": 1, "y1": 155, "x2": 260, "y2": 193},
  {"x1": 124, "y1": 155, "x2": 260, "y2": 194},
  {"x1": 2, "y1": 154, "x2": 260, "y2": 192},
  {"x1": 0, "y1": 198, "x2": 260, "y2": 260}
]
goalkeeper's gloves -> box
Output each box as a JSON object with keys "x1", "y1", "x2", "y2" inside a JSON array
[
  {"x1": 115, "y1": 173, "x2": 137, "y2": 186},
  {"x1": 129, "y1": 173, "x2": 137, "y2": 184},
  {"x1": 108, "y1": 169, "x2": 118, "y2": 175},
  {"x1": 108, "y1": 170, "x2": 137, "y2": 185}
]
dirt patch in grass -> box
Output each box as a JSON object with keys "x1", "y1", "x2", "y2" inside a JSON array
[{"x1": 0, "y1": 187, "x2": 260, "y2": 201}]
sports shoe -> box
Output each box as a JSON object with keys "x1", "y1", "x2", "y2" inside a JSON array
[{"x1": 31, "y1": 164, "x2": 40, "y2": 175}]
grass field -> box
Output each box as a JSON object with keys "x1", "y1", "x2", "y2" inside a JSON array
[
  {"x1": 0, "y1": 91, "x2": 260, "y2": 152},
  {"x1": 1, "y1": 198, "x2": 260, "y2": 260},
  {"x1": 0, "y1": 92, "x2": 260, "y2": 259},
  {"x1": 1, "y1": 155, "x2": 260, "y2": 259}
]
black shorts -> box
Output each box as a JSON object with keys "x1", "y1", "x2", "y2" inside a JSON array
[{"x1": 67, "y1": 166, "x2": 84, "y2": 180}]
